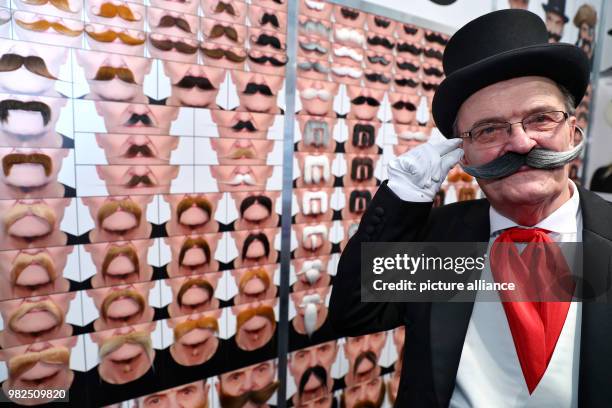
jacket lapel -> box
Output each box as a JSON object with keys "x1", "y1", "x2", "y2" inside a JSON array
[{"x1": 430, "y1": 199, "x2": 491, "y2": 406}]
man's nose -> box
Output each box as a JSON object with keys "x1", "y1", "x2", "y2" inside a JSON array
[
  {"x1": 505, "y1": 123, "x2": 537, "y2": 154},
  {"x1": 241, "y1": 374, "x2": 253, "y2": 392}
]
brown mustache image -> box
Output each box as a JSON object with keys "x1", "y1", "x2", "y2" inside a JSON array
[
  {"x1": 2, "y1": 153, "x2": 52, "y2": 177},
  {"x1": 86, "y1": 28, "x2": 145, "y2": 45},
  {"x1": 178, "y1": 237, "x2": 211, "y2": 267},
  {"x1": 8, "y1": 345, "x2": 70, "y2": 379},
  {"x1": 177, "y1": 278, "x2": 214, "y2": 308},
  {"x1": 98, "y1": 330, "x2": 152, "y2": 360},
  {"x1": 176, "y1": 196, "x2": 212, "y2": 224},
  {"x1": 102, "y1": 244, "x2": 140, "y2": 277},
  {"x1": 218, "y1": 380, "x2": 280, "y2": 408},
  {"x1": 4, "y1": 203, "x2": 56, "y2": 236},
  {"x1": 123, "y1": 144, "x2": 155, "y2": 158},
  {"x1": 93, "y1": 66, "x2": 136, "y2": 84},
  {"x1": 8, "y1": 299, "x2": 64, "y2": 333},
  {"x1": 213, "y1": 1, "x2": 236, "y2": 16},
  {"x1": 236, "y1": 304, "x2": 276, "y2": 332},
  {"x1": 16, "y1": 19, "x2": 83, "y2": 36},
  {"x1": 200, "y1": 47, "x2": 246, "y2": 62},
  {"x1": 208, "y1": 24, "x2": 238, "y2": 42},
  {"x1": 149, "y1": 37, "x2": 198, "y2": 54},
  {"x1": 228, "y1": 147, "x2": 255, "y2": 160},
  {"x1": 157, "y1": 15, "x2": 192, "y2": 33},
  {"x1": 21, "y1": 0, "x2": 72, "y2": 12},
  {"x1": 124, "y1": 174, "x2": 155, "y2": 188},
  {"x1": 238, "y1": 268, "x2": 271, "y2": 293},
  {"x1": 0, "y1": 54, "x2": 57, "y2": 80},
  {"x1": 100, "y1": 288, "x2": 146, "y2": 321},
  {"x1": 173, "y1": 315, "x2": 219, "y2": 341},
  {"x1": 96, "y1": 198, "x2": 142, "y2": 229},
  {"x1": 94, "y1": 3, "x2": 140, "y2": 22},
  {"x1": 11, "y1": 251, "x2": 56, "y2": 284}
]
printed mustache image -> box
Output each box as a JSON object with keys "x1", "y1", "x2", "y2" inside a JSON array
[
  {"x1": 201, "y1": 47, "x2": 246, "y2": 62},
  {"x1": 367, "y1": 35, "x2": 394, "y2": 49},
  {"x1": 11, "y1": 251, "x2": 57, "y2": 285},
  {"x1": 424, "y1": 48, "x2": 444, "y2": 60},
  {"x1": 157, "y1": 15, "x2": 191, "y2": 33},
  {"x1": 100, "y1": 288, "x2": 145, "y2": 321},
  {"x1": 299, "y1": 41, "x2": 328, "y2": 55},
  {"x1": 173, "y1": 316, "x2": 218, "y2": 342},
  {"x1": 260, "y1": 13, "x2": 280, "y2": 28},
  {"x1": 247, "y1": 53, "x2": 287, "y2": 66},
  {"x1": 397, "y1": 42, "x2": 422, "y2": 55},
  {"x1": 0, "y1": 54, "x2": 57, "y2": 80},
  {"x1": 125, "y1": 113, "x2": 153, "y2": 126},
  {"x1": 425, "y1": 32, "x2": 448, "y2": 46},
  {"x1": 351, "y1": 96, "x2": 380, "y2": 107},
  {"x1": 123, "y1": 143, "x2": 155, "y2": 158},
  {"x1": 238, "y1": 267, "x2": 271, "y2": 296},
  {"x1": 8, "y1": 299, "x2": 63, "y2": 334},
  {"x1": 240, "y1": 195, "x2": 272, "y2": 221},
  {"x1": 208, "y1": 24, "x2": 239, "y2": 41},
  {"x1": 243, "y1": 83, "x2": 273, "y2": 96},
  {"x1": 232, "y1": 120, "x2": 257, "y2": 131},
  {"x1": 395, "y1": 78, "x2": 419, "y2": 88},
  {"x1": 176, "y1": 196, "x2": 212, "y2": 227},
  {"x1": 178, "y1": 237, "x2": 211, "y2": 268},
  {"x1": 0, "y1": 100, "x2": 51, "y2": 125},
  {"x1": 93, "y1": 66, "x2": 136, "y2": 84},
  {"x1": 125, "y1": 174, "x2": 155, "y2": 188},
  {"x1": 8, "y1": 345, "x2": 70, "y2": 379},
  {"x1": 392, "y1": 101, "x2": 417, "y2": 111},
  {"x1": 98, "y1": 330, "x2": 153, "y2": 362},
  {"x1": 94, "y1": 3, "x2": 140, "y2": 22},
  {"x1": 299, "y1": 365, "x2": 328, "y2": 402},
  {"x1": 213, "y1": 1, "x2": 236, "y2": 16},
  {"x1": 228, "y1": 147, "x2": 255, "y2": 159},
  {"x1": 396, "y1": 60, "x2": 419, "y2": 72},
  {"x1": 149, "y1": 37, "x2": 198, "y2": 54},
  {"x1": 368, "y1": 55, "x2": 391, "y2": 66},
  {"x1": 86, "y1": 28, "x2": 145, "y2": 45},
  {"x1": 4, "y1": 202, "x2": 56, "y2": 238},
  {"x1": 423, "y1": 66, "x2": 444, "y2": 77},
  {"x1": 364, "y1": 73, "x2": 391, "y2": 84},
  {"x1": 236, "y1": 304, "x2": 276, "y2": 334},
  {"x1": 297, "y1": 60, "x2": 330, "y2": 74},
  {"x1": 462, "y1": 136, "x2": 586, "y2": 180},
  {"x1": 177, "y1": 278, "x2": 214, "y2": 308},
  {"x1": 102, "y1": 245, "x2": 140, "y2": 279},
  {"x1": 16, "y1": 19, "x2": 83, "y2": 36},
  {"x1": 21, "y1": 0, "x2": 73, "y2": 12},
  {"x1": 304, "y1": 119, "x2": 330, "y2": 147},
  {"x1": 351, "y1": 157, "x2": 374, "y2": 181},
  {"x1": 219, "y1": 381, "x2": 280, "y2": 408},
  {"x1": 403, "y1": 25, "x2": 418, "y2": 35},
  {"x1": 421, "y1": 82, "x2": 439, "y2": 92},
  {"x1": 349, "y1": 190, "x2": 372, "y2": 213},
  {"x1": 97, "y1": 198, "x2": 142, "y2": 232},
  {"x1": 2, "y1": 153, "x2": 52, "y2": 177},
  {"x1": 353, "y1": 350, "x2": 377, "y2": 376},
  {"x1": 352, "y1": 124, "x2": 375, "y2": 148},
  {"x1": 374, "y1": 17, "x2": 391, "y2": 28},
  {"x1": 175, "y1": 75, "x2": 216, "y2": 90},
  {"x1": 242, "y1": 232, "x2": 270, "y2": 261},
  {"x1": 252, "y1": 34, "x2": 283, "y2": 50},
  {"x1": 340, "y1": 7, "x2": 360, "y2": 20}
]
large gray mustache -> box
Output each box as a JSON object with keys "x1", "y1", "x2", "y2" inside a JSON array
[{"x1": 461, "y1": 129, "x2": 585, "y2": 180}]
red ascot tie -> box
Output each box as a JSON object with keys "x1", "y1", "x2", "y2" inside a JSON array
[{"x1": 489, "y1": 227, "x2": 574, "y2": 394}]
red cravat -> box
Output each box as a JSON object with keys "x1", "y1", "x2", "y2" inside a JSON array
[{"x1": 489, "y1": 227, "x2": 574, "y2": 394}]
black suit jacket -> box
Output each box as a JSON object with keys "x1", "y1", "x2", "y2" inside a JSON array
[{"x1": 329, "y1": 181, "x2": 612, "y2": 407}]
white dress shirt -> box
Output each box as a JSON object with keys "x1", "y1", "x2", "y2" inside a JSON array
[{"x1": 450, "y1": 181, "x2": 583, "y2": 408}]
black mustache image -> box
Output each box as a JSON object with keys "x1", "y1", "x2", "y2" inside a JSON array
[
  {"x1": 243, "y1": 83, "x2": 273, "y2": 96},
  {"x1": 395, "y1": 78, "x2": 419, "y2": 88},
  {"x1": 175, "y1": 75, "x2": 216, "y2": 90},
  {"x1": 0, "y1": 54, "x2": 56, "y2": 79},
  {"x1": 124, "y1": 144, "x2": 154, "y2": 158},
  {"x1": 374, "y1": 17, "x2": 390, "y2": 28},
  {"x1": 157, "y1": 15, "x2": 191, "y2": 33},
  {"x1": 340, "y1": 7, "x2": 359, "y2": 20},
  {"x1": 365, "y1": 72, "x2": 391, "y2": 84},
  {"x1": 232, "y1": 120, "x2": 256, "y2": 131},
  {"x1": 0, "y1": 99, "x2": 51, "y2": 125},
  {"x1": 247, "y1": 53, "x2": 287, "y2": 66},
  {"x1": 396, "y1": 61, "x2": 419, "y2": 72},
  {"x1": 425, "y1": 32, "x2": 448, "y2": 45},
  {"x1": 423, "y1": 67, "x2": 444, "y2": 77},
  {"x1": 126, "y1": 113, "x2": 153, "y2": 126},
  {"x1": 392, "y1": 101, "x2": 417, "y2": 111},
  {"x1": 252, "y1": 33, "x2": 283, "y2": 50},
  {"x1": 397, "y1": 43, "x2": 422, "y2": 55},
  {"x1": 367, "y1": 35, "x2": 394, "y2": 49},
  {"x1": 403, "y1": 25, "x2": 418, "y2": 35},
  {"x1": 422, "y1": 82, "x2": 439, "y2": 91},
  {"x1": 424, "y1": 48, "x2": 444, "y2": 60},
  {"x1": 125, "y1": 174, "x2": 155, "y2": 187},
  {"x1": 352, "y1": 124, "x2": 375, "y2": 148},
  {"x1": 260, "y1": 13, "x2": 279, "y2": 28},
  {"x1": 351, "y1": 96, "x2": 380, "y2": 107},
  {"x1": 367, "y1": 55, "x2": 390, "y2": 66}
]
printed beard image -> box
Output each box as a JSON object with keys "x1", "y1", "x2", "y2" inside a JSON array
[
  {"x1": 294, "y1": 187, "x2": 334, "y2": 224},
  {"x1": 291, "y1": 256, "x2": 332, "y2": 292},
  {"x1": 230, "y1": 264, "x2": 278, "y2": 305},
  {"x1": 230, "y1": 298, "x2": 277, "y2": 351},
  {"x1": 342, "y1": 331, "x2": 387, "y2": 387},
  {"x1": 228, "y1": 191, "x2": 281, "y2": 231},
  {"x1": 229, "y1": 227, "x2": 279, "y2": 269},
  {"x1": 295, "y1": 114, "x2": 338, "y2": 153},
  {"x1": 162, "y1": 193, "x2": 223, "y2": 236},
  {"x1": 287, "y1": 340, "x2": 338, "y2": 406},
  {"x1": 0, "y1": 245, "x2": 74, "y2": 301},
  {"x1": 292, "y1": 222, "x2": 333, "y2": 259},
  {"x1": 216, "y1": 359, "x2": 279, "y2": 408},
  {"x1": 164, "y1": 272, "x2": 222, "y2": 318},
  {"x1": 162, "y1": 233, "x2": 222, "y2": 278},
  {"x1": 290, "y1": 286, "x2": 331, "y2": 338}
]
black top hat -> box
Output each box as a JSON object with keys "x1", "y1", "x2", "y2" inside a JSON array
[
  {"x1": 432, "y1": 9, "x2": 589, "y2": 138},
  {"x1": 542, "y1": 0, "x2": 569, "y2": 23}
]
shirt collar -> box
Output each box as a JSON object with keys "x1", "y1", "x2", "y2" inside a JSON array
[{"x1": 489, "y1": 180, "x2": 580, "y2": 236}]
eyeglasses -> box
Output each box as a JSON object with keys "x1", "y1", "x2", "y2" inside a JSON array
[{"x1": 458, "y1": 110, "x2": 569, "y2": 148}]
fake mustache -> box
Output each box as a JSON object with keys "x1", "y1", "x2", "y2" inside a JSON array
[
  {"x1": 213, "y1": 1, "x2": 236, "y2": 16},
  {"x1": 157, "y1": 15, "x2": 191, "y2": 33},
  {"x1": 86, "y1": 28, "x2": 145, "y2": 45},
  {"x1": 247, "y1": 53, "x2": 287, "y2": 66},
  {"x1": 201, "y1": 47, "x2": 246, "y2": 62},
  {"x1": 123, "y1": 143, "x2": 155, "y2": 158},
  {"x1": 368, "y1": 55, "x2": 391, "y2": 66},
  {"x1": 98, "y1": 330, "x2": 153, "y2": 360},
  {"x1": 299, "y1": 365, "x2": 328, "y2": 400},
  {"x1": 16, "y1": 19, "x2": 83, "y2": 36},
  {"x1": 21, "y1": 0, "x2": 72, "y2": 12},
  {"x1": 3, "y1": 153, "x2": 52, "y2": 176},
  {"x1": 100, "y1": 288, "x2": 146, "y2": 321},
  {"x1": 392, "y1": 101, "x2": 417, "y2": 111},
  {"x1": 93, "y1": 66, "x2": 136, "y2": 84},
  {"x1": 242, "y1": 232, "x2": 270, "y2": 260},
  {"x1": 340, "y1": 7, "x2": 360, "y2": 20},
  {"x1": 178, "y1": 237, "x2": 211, "y2": 267},
  {"x1": 299, "y1": 41, "x2": 328, "y2": 55},
  {"x1": 396, "y1": 43, "x2": 422, "y2": 55},
  {"x1": 9, "y1": 299, "x2": 63, "y2": 333},
  {"x1": 304, "y1": 119, "x2": 330, "y2": 147},
  {"x1": 97, "y1": 198, "x2": 142, "y2": 229},
  {"x1": 423, "y1": 66, "x2": 444, "y2": 77},
  {"x1": 243, "y1": 83, "x2": 273, "y2": 96},
  {"x1": 0, "y1": 54, "x2": 57, "y2": 79},
  {"x1": 150, "y1": 37, "x2": 198, "y2": 54},
  {"x1": 404, "y1": 24, "x2": 419, "y2": 35},
  {"x1": 94, "y1": 3, "x2": 140, "y2": 22},
  {"x1": 396, "y1": 61, "x2": 419, "y2": 72},
  {"x1": 367, "y1": 35, "x2": 394, "y2": 49},
  {"x1": 173, "y1": 316, "x2": 218, "y2": 342},
  {"x1": 252, "y1": 33, "x2": 283, "y2": 50},
  {"x1": 425, "y1": 31, "x2": 448, "y2": 45},
  {"x1": 395, "y1": 77, "x2": 419, "y2": 88},
  {"x1": 374, "y1": 17, "x2": 391, "y2": 28},
  {"x1": 208, "y1": 24, "x2": 238, "y2": 41},
  {"x1": 300, "y1": 293, "x2": 321, "y2": 336},
  {"x1": 354, "y1": 350, "x2": 378, "y2": 376},
  {"x1": 461, "y1": 136, "x2": 586, "y2": 180},
  {"x1": 176, "y1": 196, "x2": 212, "y2": 223},
  {"x1": 218, "y1": 381, "x2": 279, "y2": 408},
  {"x1": 102, "y1": 245, "x2": 140, "y2": 277},
  {"x1": 260, "y1": 13, "x2": 280, "y2": 28},
  {"x1": 175, "y1": 75, "x2": 215, "y2": 90},
  {"x1": 424, "y1": 48, "x2": 443, "y2": 60},
  {"x1": 365, "y1": 72, "x2": 391, "y2": 84},
  {"x1": 228, "y1": 147, "x2": 255, "y2": 159},
  {"x1": 351, "y1": 96, "x2": 380, "y2": 107},
  {"x1": 240, "y1": 195, "x2": 272, "y2": 218},
  {"x1": 125, "y1": 174, "x2": 155, "y2": 188},
  {"x1": 11, "y1": 251, "x2": 56, "y2": 284},
  {"x1": 353, "y1": 124, "x2": 375, "y2": 148},
  {"x1": 0, "y1": 99, "x2": 51, "y2": 126},
  {"x1": 238, "y1": 267, "x2": 271, "y2": 294},
  {"x1": 236, "y1": 304, "x2": 275, "y2": 332},
  {"x1": 231, "y1": 120, "x2": 256, "y2": 131},
  {"x1": 4, "y1": 203, "x2": 56, "y2": 236},
  {"x1": 8, "y1": 345, "x2": 70, "y2": 379},
  {"x1": 126, "y1": 113, "x2": 153, "y2": 126},
  {"x1": 177, "y1": 277, "x2": 214, "y2": 308}
]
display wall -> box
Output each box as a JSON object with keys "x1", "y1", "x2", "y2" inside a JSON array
[{"x1": 0, "y1": 0, "x2": 604, "y2": 407}]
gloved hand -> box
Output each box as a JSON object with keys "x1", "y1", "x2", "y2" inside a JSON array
[{"x1": 387, "y1": 138, "x2": 464, "y2": 202}]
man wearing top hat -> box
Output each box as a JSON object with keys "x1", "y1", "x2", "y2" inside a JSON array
[
  {"x1": 542, "y1": 0, "x2": 569, "y2": 43},
  {"x1": 330, "y1": 9, "x2": 612, "y2": 408}
]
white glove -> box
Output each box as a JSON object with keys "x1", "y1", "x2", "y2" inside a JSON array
[{"x1": 387, "y1": 138, "x2": 464, "y2": 202}]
